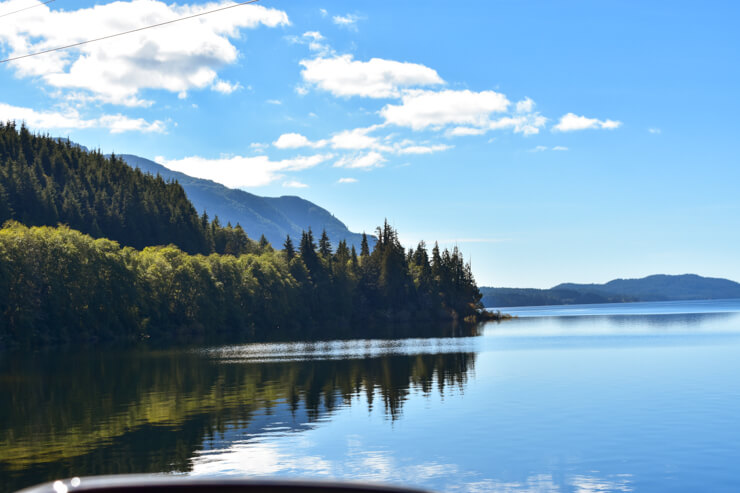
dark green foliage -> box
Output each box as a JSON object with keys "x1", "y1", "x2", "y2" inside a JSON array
[
  {"x1": 360, "y1": 232, "x2": 370, "y2": 257},
  {"x1": 0, "y1": 123, "x2": 257, "y2": 255},
  {"x1": 318, "y1": 229, "x2": 332, "y2": 258},
  {"x1": 0, "y1": 221, "x2": 484, "y2": 347},
  {"x1": 283, "y1": 235, "x2": 295, "y2": 261},
  {"x1": 0, "y1": 124, "x2": 484, "y2": 347}
]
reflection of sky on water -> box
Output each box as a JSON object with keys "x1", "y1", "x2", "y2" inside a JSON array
[
  {"x1": 481, "y1": 309, "x2": 740, "y2": 351},
  {"x1": 190, "y1": 397, "x2": 637, "y2": 493},
  {"x1": 190, "y1": 302, "x2": 740, "y2": 492},
  {"x1": 498, "y1": 298, "x2": 740, "y2": 318}
]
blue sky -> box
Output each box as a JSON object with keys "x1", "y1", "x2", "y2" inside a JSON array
[{"x1": 1, "y1": 0, "x2": 738, "y2": 287}]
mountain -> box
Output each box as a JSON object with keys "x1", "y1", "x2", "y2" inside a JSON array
[
  {"x1": 554, "y1": 274, "x2": 740, "y2": 302},
  {"x1": 481, "y1": 274, "x2": 740, "y2": 308},
  {"x1": 119, "y1": 154, "x2": 367, "y2": 249},
  {"x1": 0, "y1": 123, "x2": 222, "y2": 254}
]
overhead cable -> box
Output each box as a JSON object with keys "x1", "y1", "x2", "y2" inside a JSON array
[
  {"x1": 0, "y1": 0, "x2": 260, "y2": 64},
  {"x1": 0, "y1": 0, "x2": 55, "y2": 19}
]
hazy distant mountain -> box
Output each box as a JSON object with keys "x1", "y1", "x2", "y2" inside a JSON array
[
  {"x1": 481, "y1": 274, "x2": 740, "y2": 308},
  {"x1": 119, "y1": 154, "x2": 367, "y2": 249},
  {"x1": 555, "y1": 274, "x2": 740, "y2": 301}
]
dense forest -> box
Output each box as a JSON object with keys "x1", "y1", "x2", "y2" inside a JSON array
[
  {"x1": 0, "y1": 124, "x2": 488, "y2": 347},
  {"x1": 0, "y1": 122, "x2": 258, "y2": 255}
]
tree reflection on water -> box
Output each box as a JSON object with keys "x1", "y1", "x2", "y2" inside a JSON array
[{"x1": 0, "y1": 337, "x2": 477, "y2": 492}]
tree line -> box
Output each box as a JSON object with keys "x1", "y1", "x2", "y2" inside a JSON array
[{"x1": 0, "y1": 220, "x2": 483, "y2": 346}]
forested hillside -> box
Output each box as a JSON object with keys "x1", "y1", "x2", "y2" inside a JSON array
[
  {"x1": 0, "y1": 123, "x2": 257, "y2": 255},
  {"x1": 120, "y1": 154, "x2": 367, "y2": 250},
  {"x1": 0, "y1": 123, "x2": 487, "y2": 347}
]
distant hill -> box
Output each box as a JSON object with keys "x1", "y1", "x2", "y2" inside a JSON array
[
  {"x1": 119, "y1": 154, "x2": 367, "y2": 249},
  {"x1": 481, "y1": 274, "x2": 740, "y2": 308}
]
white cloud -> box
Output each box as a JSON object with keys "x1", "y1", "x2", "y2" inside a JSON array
[
  {"x1": 553, "y1": 113, "x2": 622, "y2": 132},
  {"x1": 273, "y1": 132, "x2": 327, "y2": 149},
  {"x1": 648, "y1": 127, "x2": 661, "y2": 134},
  {"x1": 266, "y1": 99, "x2": 282, "y2": 105},
  {"x1": 282, "y1": 180, "x2": 308, "y2": 188},
  {"x1": 212, "y1": 80, "x2": 243, "y2": 95},
  {"x1": 274, "y1": 133, "x2": 312, "y2": 149},
  {"x1": 488, "y1": 114, "x2": 547, "y2": 136},
  {"x1": 287, "y1": 30, "x2": 332, "y2": 55},
  {"x1": 319, "y1": 8, "x2": 328, "y2": 17},
  {"x1": 334, "y1": 151, "x2": 385, "y2": 169},
  {"x1": 0, "y1": 102, "x2": 165, "y2": 133},
  {"x1": 332, "y1": 14, "x2": 359, "y2": 29},
  {"x1": 300, "y1": 54, "x2": 444, "y2": 98},
  {"x1": 531, "y1": 145, "x2": 548, "y2": 152},
  {"x1": 338, "y1": 177, "x2": 357, "y2": 184},
  {"x1": 0, "y1": 0, "x2": 289, "y2": 106},
  {"x1": 158, "y1": 153, "x2": 333, "y2": 187},
  {"x1": 553, "y1": 145, "x2": 569, "y2": 151},
  {"x1": 303, "y1": 31, "x2": 323, "y2": 40},
  {"x1": 446, "y1": 126, "x2": 487, "y2": 137},
  {"x1": 380, "y1": 89, "x2": 509, "y2": 130},
  {"x1": 515, "y1": 97, "x2": 535, "y2": 113}
]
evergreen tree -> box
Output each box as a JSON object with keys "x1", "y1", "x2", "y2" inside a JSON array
[
  {"x1": 259, "y1": 234, "x2": 271, "y2": 251},
  {"x1": 360, "y1": 232, "x2": 370, "y2": 257},
  {"x1": 318, "y1": 229, "x2": 332, "y2": 257},
  {"x1": 283, "y1": 235, "x2": 296, "y2": 261}
]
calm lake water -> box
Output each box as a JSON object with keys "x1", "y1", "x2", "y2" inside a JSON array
[{"x1": 2, "y1": 299, "x2": 740, "y2": 492}]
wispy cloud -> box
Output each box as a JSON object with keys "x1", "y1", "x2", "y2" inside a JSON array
[
  {"x1": 648, "y1": 127, "x2": 661, "y2": 134},
  {"x1": 0, "y1": 102, "x2": 165, "y2": 133},
  {"x1": 332, "y1": 13, "x2": 360, "y2": 30},
  {"x1": 282, "y1": 180, "x2": 308, "y2": 188},
  {"x1": 334, "y1": 151, "x2": 386, "y2": 169},
  {"x1": 337, "y1": 177, "x2": 358, "y2": 184},
  {"x1": 530, "y1": 145, "x2": 568, "y2": 152}
]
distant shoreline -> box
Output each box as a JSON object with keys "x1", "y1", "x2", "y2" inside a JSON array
[{"x1": 480, "y1": 274, "x2": 740, "y2": 309}]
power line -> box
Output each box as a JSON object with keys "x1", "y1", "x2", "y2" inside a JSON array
[
  {"x1": 0, "y1": 0, "x2": 260, "y2": 64},
  {"x1": 0, "y1": 0, "x2": 55, "y2": 19}
]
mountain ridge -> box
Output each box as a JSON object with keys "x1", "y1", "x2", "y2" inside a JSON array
[
  {"x1": 118, "y1": 154, "x2": 367, "y2": 249},
  {"x1": 481, "y1": 274, "x2": 740, "y2": 308}
]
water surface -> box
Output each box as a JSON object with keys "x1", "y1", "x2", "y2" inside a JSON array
[{"x1": 2, "y1": 299, "x2": 740, "y2": 492}]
